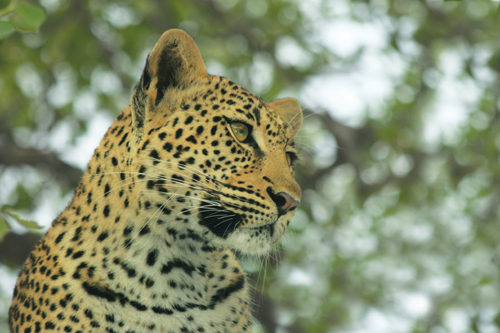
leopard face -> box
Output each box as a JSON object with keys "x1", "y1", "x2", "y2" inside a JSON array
[{"x1": 126, "y1": 30, "x2": 303, "y2": 255}]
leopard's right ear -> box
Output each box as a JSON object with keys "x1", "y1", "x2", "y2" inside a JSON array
[
  {"x1": 268, "y1": 98, "x2": 302, "y2": 139},
  {"x1": 130, "y1": 29, "x2": 207, "y2": 134}
]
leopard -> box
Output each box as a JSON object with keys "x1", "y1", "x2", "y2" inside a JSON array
[{"x1": 9, "y1": 29, "x2": 302, "y2": 333}]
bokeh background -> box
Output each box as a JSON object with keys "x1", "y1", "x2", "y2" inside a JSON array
[{"x1": 2, "y1": 0, "x2": 500, "y2": 332}]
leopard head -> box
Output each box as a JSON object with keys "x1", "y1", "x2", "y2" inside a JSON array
[{"x1": 129, "y1": 29, "x2": 302, "y2": 255}]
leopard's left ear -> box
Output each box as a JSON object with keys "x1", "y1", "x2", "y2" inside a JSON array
[
  {"x1": 268, "y1": 98, "x2": 302, "y2": 138},
  {"x1": 131, "y1": 29, "x2": 207, "y2": 132}
]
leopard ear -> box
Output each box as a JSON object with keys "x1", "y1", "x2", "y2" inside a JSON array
[
  {"x1": 130, "y1": 29, "x2": 207, "y2": 131},
  {"x1": 268, "y1": 98, "x2": 302, "y2": 138}
]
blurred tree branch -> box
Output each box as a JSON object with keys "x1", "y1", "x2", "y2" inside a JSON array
[
  {"x1": 0, "y1": 232, "x2": 40, "y2": 267},
  {"x1": 299, "y1": 109, "x2": 480, "y2": 200},
  {"x1": 0, "y1": 131, "x2": 82, "y2": 185}
]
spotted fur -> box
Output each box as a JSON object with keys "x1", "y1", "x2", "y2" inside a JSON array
[{"x1": 9, "y1": 29, "x2": 302, "y2": 333}]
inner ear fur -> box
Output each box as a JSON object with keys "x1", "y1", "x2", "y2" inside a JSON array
[
  {"x1": 268, "y1": 98, "x2": 303, "y2": 138},
  {"x1": 130, "y1": 29, "x2": 207, "y2": 133}
]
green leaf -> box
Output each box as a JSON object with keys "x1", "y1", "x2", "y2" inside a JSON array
[
  {"x1": 0, "y1": 20, "x2": 14, "y2": 38},
  {"x1": 0, "y1": 206, "x2": 43, "y2": 230},
  {"x1": 10, "y1": 3, "x2": 46, "y2": 33},
  {"x1": 0, "y1": 215, "x2": 10, "y2": 242}
]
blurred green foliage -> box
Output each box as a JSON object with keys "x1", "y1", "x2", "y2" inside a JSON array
[
  {"x1": 0, "y1": 0, "x2": 46, "y2": 37},
  {"x1": 1, "y1": 0, "x2": 500, "y2": 332}
]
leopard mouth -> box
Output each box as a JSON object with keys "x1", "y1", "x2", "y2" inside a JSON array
[
  {"x1": 244, "y1": 222, "x2": 275, "y2": 239},
  {"x1": 198, "y1": 198, "x2": 242, "y2": 239},
  {"x1": 198, "y1": 194, "x2": 282, "y2": 242}
]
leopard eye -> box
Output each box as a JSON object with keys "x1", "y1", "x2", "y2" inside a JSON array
[
  {"x1": 230, "y1": 122, "x2": 249, "y2": 142},
  {"x1": 286, "y1": 151, "x2": 298, "y2": 167}
]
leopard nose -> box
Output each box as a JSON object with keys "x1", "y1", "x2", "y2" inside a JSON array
[{"x1": 267, "y1": 187, "x2": 300, "y2": 217}]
